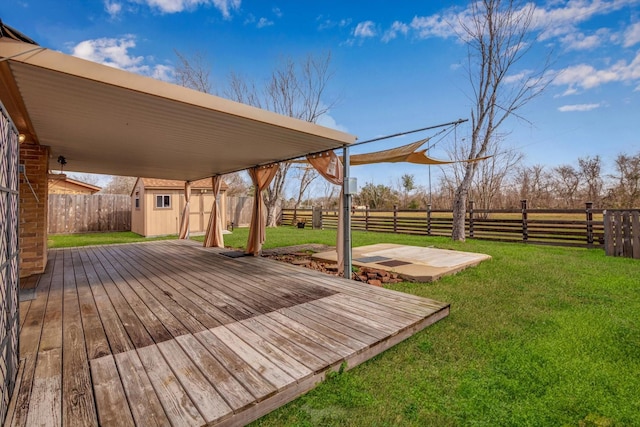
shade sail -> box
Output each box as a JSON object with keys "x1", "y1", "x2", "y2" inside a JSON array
[
  {"x1": 0, "y1": 37, "x2": 356, "y2": 181},
  {"x1": 290, "y1": 137, "x2": 490, "y2": 166}
]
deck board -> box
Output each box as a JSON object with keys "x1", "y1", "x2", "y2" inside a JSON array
[
  {"x1": 9, "y1": 240, "x2": 449, "y2": 426},
  {"x1": 90, "y1": 356, "x2": 135, "y2": 427},
  {"x1": 62, "y1": 250, "x2": 98, "y2": 427}
]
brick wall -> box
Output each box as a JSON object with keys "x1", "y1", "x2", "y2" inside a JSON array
[{"x1": 19, "y1": 143, "x2": 49, "y2": 279}]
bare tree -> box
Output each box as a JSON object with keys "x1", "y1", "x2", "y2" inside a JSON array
[
  {"x1": 291, "y1": 164, "x2": 318, "y2": 223},
  {"x1": 356, "y1": 183, "x2": 399, "y2": 210},
  {"x1": 397, "y1": 174, "x2": 416, "y2": 209},
  {"x1": 174, "y1": 50, "x2": 212, "y2": 94},
  {"x1": 578, "y1": 156, "x2": 603, "y2": 206},
  {"x1": 607, "y1": 153, "x2": 640, "y2": 208},
  {"x1": 516, "y1": 164, "x2": 551, "y2": 208},
  {"x1": 225, "y1": 52, "x2": 338, "y2": 226},
  {"x1": 444, "y1": 133, "x2": 522, "y2": 214},
  {"x1": 223, "y1": 171, "x2": 249, "y2": 197},
  {"x1": 551, "y1": 165, "x2": 580, "y2": 208},
  {"x1": 66, "y1": 172, "x2": 101, "y2": 186},
  {"x1": 103, "y1": 176, "x2": 137, "y2": 194},
  {"x1": 174, "y1": 50, "x2": 249, "y2": 192},
  {"x1": 451, "y1": 0, "x2": 550, "y2": 240}
]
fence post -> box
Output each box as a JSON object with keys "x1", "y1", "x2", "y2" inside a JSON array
[
  {"x1": 365, "y1": 205, "x2": 369, "y2": 231},
  {"x1": 632, "y1": 211, "x2": 640, "y2": 259},
  {"x1": 427, "y1": 204, "x2": 432, "y2": 236},
  {"x1": 393, "y1": 204, "x2": 398, "y2": 233},
  {"x1": 585, "y1": 201, "x2": 594, "y2": 248},
  {"x1": 603, "y1": 210, "x2": 613, "y2": 256},
  {"x1": 312, "y1": 206, "x2": 322, "y2": 229},
  {"x1": 521, "y1": 199, "x2": 528, "y2": 242},
  {"x1": 468, "y1": 200, "x2": 475, "y2": 239},
  {"x1": 622, "y1": 211, "x2": 632, "y2": 257}
]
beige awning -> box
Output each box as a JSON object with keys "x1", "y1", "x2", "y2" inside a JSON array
[{"x1": 0, "y1": 38, "x2": 356, "y2": 181}]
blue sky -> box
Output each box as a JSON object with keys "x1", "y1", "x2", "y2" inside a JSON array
[{"x1": 2, "y1": 0, "x2": 640, "y2": 192}]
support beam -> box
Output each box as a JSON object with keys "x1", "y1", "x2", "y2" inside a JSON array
[{"x1": 342, "y1": 146, "x2": 352, "y2": 279}]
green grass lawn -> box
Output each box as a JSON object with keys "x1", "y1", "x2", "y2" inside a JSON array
[
  {"x1": 49, "y1": 228, "x2": 640, "y2": 426},
  {"x1": 47, "y1": 231, "x2": 177, "y2": 248}
]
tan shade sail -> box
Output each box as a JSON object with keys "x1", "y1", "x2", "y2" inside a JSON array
[
  {"x1": 0, "y1": 38, "x2": 356, "y2": 182},
  {"x1": 349, "y1": 138, "x2": 430, "y2": 166},
  {"x1": 290, "y1": 137, "x2": 490, "y2": 167},
  {"x1": 348, "y1": 137, "x2": 490, "y2": 166}
]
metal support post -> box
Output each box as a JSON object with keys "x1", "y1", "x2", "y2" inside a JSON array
[{"x1": 343, "y1": 146, "x2": 352, "y2": 279}]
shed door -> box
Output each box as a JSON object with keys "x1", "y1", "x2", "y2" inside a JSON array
[{"x1": 0, "y1": 102, "x2": 20, "y2": 424}]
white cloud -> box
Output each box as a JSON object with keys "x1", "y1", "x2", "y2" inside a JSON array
[
  {"x1": 409, "y1": 13, "x2": 459, "y2": 40},
  {"x1": 531, "y1": 0, "x2": 632, "y2": 41},
  {"x1": 558, "y1": 103, "x2": 601, "y2": 112},
  {"x1": 72, "y1": 36, "x2": 143, "y2": 69},
  {"x1": 317, "y1": 15, "x2": 351, "y2": 31},
  {"x1": 354, "y1": 21, "x2": 376, "y2": 38},
  {"x1": 71, "y1": 36, "x2": 174, "y2": 81},
  {"x1": 316, "y1": 111, "x2": 348, "y2": 133},
  {"x1": 504, "y1": 70, "x2": 532, "y2": 84},
  {"x1": 382, "y1": 0, "x2": 636, "y2": 51},
  {"x1": 553, "y1": 51, "x2": 640, "y2": 92},
  {"x1": 152, "y1": 64, "x2": 174, "y2": 81},
  {"x1": 382, "y1": 21, "x2": 409, "y2": 42},
  {"x1": 104, "y1": 0, "x2": 122, "y2": 18},
  {"x1": 560, "y1": 30, "x2": 608, "y2": 51},
  {"x1": 624, "y1": 22, "x2": 640, "y2": 47},
  {"x1": 272, "y1": 7, "x2": 282, "y2": 18},
  {"x1": 257, "y1": 17, "x2": 273, "y2": 28},
  {"x1": 135, "y1": 0, "x2": 240, "y2": 17}
]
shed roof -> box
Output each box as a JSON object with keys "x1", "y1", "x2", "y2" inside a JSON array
[
  {"x1": 135, "y1": 177, "x2": 227, "y2": 191},
  {"x1": 0, "y1": 34, "x2": 356, "y2": 182}
]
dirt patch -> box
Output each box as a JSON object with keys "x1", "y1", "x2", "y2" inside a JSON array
[{"x1": 261, "y1": 246, "x2": 404, "y2": 286}]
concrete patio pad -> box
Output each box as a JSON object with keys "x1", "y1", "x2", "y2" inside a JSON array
[{"x1": 313, "y1": 243, "x2": 492, "y2": 282}]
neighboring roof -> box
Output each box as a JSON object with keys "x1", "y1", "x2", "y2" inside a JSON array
[
  {"x1": 133, "y1": 177, "x2": 228, "y2": 194},
  {"x1": 0, "y1": 35, "x2": 356, "y2": 182},
  {"x1": 48, "y1": 173, "x2": 102, "y2": 193}
]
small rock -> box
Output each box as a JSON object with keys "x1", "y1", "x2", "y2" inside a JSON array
[{"x1": 368, "y1": 279, "x2": 382, "y2": 287}]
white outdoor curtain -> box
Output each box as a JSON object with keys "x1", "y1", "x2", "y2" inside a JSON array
[
  {"x1": 246, "y1": 164, "x2": 280, "y2": 255},
  {"x1": 306, "y1": 151, "x2": 345, "y2": 274},
  {"x1": 178, "y1": 181, "x2": 191, "y2": 239},
  {"x1": 203, "y1": 175, "x2": 224, "y2": 248}
]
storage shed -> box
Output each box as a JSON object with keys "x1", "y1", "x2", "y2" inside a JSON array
[{"x1": 131, "y1": 177, "x2": 228, "y2": 237}]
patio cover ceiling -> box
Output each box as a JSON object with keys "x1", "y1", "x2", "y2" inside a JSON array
[{"x1": 0, "y1": 37, "x2": 356, "y2": 181}]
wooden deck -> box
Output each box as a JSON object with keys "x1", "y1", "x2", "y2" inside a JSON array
[{"x1": 8, "y1": 240, "x2": 449, "y2": 426}]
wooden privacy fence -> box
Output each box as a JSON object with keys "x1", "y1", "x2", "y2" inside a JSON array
[
  {"x1": 281, "y1": 200, "x2": 606, "y2": 249},
  {"x1": 226, "y1": 196, "x2": 254, "y2": 228},
  {"x1": 603, "y1": 210, "x2": 640, "y2": 258},
  {"x1": 48, "y1": 194, "x2": 131, "y2": 234}
]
